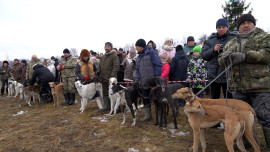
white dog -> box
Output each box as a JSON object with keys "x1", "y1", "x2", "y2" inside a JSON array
[
  {"x1": 108, "y1": 77, "x2": 121, "y2": 115},
  {"x1": 7, "y1": 79, "x2": 16, "y2": 97},
  {"x1": 75, "y1": 80, "x2": 103, "y2": 113},
  {"x1": 13, "y1": 81, "x2": 24, "y2": 98}
]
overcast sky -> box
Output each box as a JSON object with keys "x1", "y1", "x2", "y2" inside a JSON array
[{"x1": 0, "y1": 0, "x2": 269, "y2": 61}]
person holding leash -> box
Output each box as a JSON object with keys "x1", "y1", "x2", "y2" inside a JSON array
[{"x1": 219, "y1": 14, "x2": 270, "y2": 151}]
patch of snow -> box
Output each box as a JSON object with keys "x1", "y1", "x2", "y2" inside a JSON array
[
  {"x1": 94, "y1": 132, "x2": 105, "y2": 136},
  {"x1": 13, "y1": 111, "x2": 28, "y2": 116},
  {"x1": 62, "y1": 120, "x2": 68, "y2": 123},
  {"x1": 145, "y1": 148, "x2": 150, "y2": 152},
  {"x1": 175, "y1": 131, "x2": 190, "y2": 136},
  {"x1": 92, "y1": 116, "x2": 109, "y2": 123},
  {"x1": 128, "y1": 147, "x2": 139, "y2": 152},
  {"x1": 137, "y1": 104, "x2": 144, "y2": 109}
]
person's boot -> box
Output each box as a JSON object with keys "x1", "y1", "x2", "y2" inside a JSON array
[
  {"x1": 140, "y1": 104, "x2": 152, "y2": 122},
  {"x1": 69, "y1": 93, "x2": 75, "y2": 105},
  {"x1": 263, "y1": 127, "x2": 270, "y2": 152},
  {"x1": 98, "y1": 96, "x2": 110, "y2": 112},
  {"x1": 62, "y1": 93, "x2": 70, "y2": 105},
  {"x1": 1, "y1": 88, "x2": 4, "y2": 96},
  {"x1": 40, "y1": 94, "x2": 48, "y2": 103}
]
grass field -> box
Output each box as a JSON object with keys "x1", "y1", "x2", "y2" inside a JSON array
[{"x1": 0, "y1": 92, "x2": 266, "y2": 152}]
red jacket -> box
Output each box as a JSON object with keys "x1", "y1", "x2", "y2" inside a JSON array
[{"x1": 161, "y1": 63, "x2": 170, "y2": 83}]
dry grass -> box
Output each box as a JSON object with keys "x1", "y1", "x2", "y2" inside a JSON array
[{"x1": 0, "y1": 93, "x2": 266, "y2": 152}]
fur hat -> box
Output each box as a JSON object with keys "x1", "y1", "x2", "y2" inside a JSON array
[
  {"x1": 14, "y1": 59, "x2": 19, "y2": 62},
  {"x1": 216, "y1": 18, "x2": 228, "y2": 29},
  {"x1": 135, "y1": 39, "x2": 146, "y2": 48},
  {"x1": 80, "y1": 49, "x2": 90, "y2": 58},
  {"x1": 237, "y1": 14, "x2": 256, "y2": 29},
  {"x1": 3, "y1": 60, "x2": 9, "y2": 65},
  {"x1": 193, "y1": 45, "x2": 202, "y2": 54}
]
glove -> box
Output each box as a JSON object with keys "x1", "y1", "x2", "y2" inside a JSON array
[
  {"x1": 83, "y1": 77, "x2": 89, "y2": 81},
  {"x1": 231, "y1": 52, "x2": 246, "y2": 64}
]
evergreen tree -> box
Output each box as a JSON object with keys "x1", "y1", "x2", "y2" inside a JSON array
[{"x1": 222, "y1": 0, "x2": 253, "y2": 31}]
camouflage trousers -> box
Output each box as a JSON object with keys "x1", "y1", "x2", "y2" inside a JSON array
[
  {"x1": 233, "y1": 91, "x2": 270, "y2": 128},
  {"x1": 62, "y1": 77, "x2": 76, "y2": 94}
]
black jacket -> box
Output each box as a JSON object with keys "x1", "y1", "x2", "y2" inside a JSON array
[
  {"x1": 201, "y1": 31, "x2": 237, "y2": 83},
  {"x1": 31, "y1": 64, "x2": 55, "y2": 85},
  {"x1": 170, "y1": 50, "x2": 190, "y2": 82}
]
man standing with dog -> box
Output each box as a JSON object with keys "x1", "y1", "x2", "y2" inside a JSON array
[
  {"x1": 135, "y1": 39, "x2": 162, "y2": 122},
  {"x1": 219, "y1": 14, "x2": 270, "y2": 151},
  {"x1": 57, "y1": 49, "x2": 77, "y2": 105},
  {"x1": 26, "y1": 55, "x2": 42, "y2": 81},
  {"x1": 97, "y1": 42, "x2": 119, "y2": 112},
  {"x1": 0, "y1": 61, "x2": 11, "y2": 96},
  {"x1": 11, "y1": 59, "x2": 22, "y2": 83},
  {"x1": 202, "y1": 18, "x2": 237, "y2": 99}
]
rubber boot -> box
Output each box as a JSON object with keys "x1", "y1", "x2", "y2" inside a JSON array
[
  {"x1": 263, "y1": 127, "x2": 270, "y2": 152},
  {"x1": 140, "y1": 104, "x2": 152, "y2": 122},
  {"x1": 40, "y1": 94, "x2": 48, "y2": 103},
  {"x1": 98, "y1": 96, "x2": 110, "y2": 112},
  {"x1": 69, "y1": 93, "x2": 75, "y2": 105},
  {"x1": 62, "y1": 93, "x2": 70, "y2": 105}
]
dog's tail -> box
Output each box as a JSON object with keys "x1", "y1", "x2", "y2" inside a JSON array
[
  {"x1": 236, "y1": 114, "x2": 246, "y2": 152},
  {"x1": 252, "y1": 113, "x2": 261, "y2": 147}
]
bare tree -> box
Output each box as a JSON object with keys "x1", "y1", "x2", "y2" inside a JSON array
[
  {"x1": 70, "y1": 48, "x2": 78, "y2": 57},
  {"x1": 180, "y1": 35, "x2": 187, "y2": 46},
  {"x1": 198, "y1": 34, "x2": 208, "y2": 45}
]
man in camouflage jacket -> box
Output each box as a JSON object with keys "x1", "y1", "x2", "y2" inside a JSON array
[
  {"x1": 0, "y1": 61, "x2": 11, "y2": 95},
  {"x1": 57, "y1": 49, "x2": 77, "y2": 105},
  {"x1": 11, "y1": 59, "x2": 22, "y2": 83},
  {"x1": 218, "y1": 14, "x2": 270, "y2": 150},
  {"x1": 26, "y1": 55, "x2": 42, "y2": 80}
]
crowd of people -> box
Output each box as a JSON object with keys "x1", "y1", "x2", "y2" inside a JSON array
[{"x1": 1, "y1": 14, "x2": 270, "y2": 150}]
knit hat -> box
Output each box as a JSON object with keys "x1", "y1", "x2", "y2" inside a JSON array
[
  {"x1": 187, "y1": 36, "x2": 195, "y2": 42},
  {"x1": 193, "y1": 45, "x2": 202, "y2": 54},
  {"x1": 14, "y1": 59, "x2": 19, "y2": 62},
  {"x1": 3, "y1": 60, "x2": 9, "y2": 65},
  {"x1": 105, "y1": 42, "x2": 113, "y2": 48},
  {"x1": 135, "y1": 39, "x2": 146, "y2": 48},
  {"x1": 164, "y1": 37, "x2": 172, "y2": 43},
  {"x1": 80, "y1": 49, "x2": 90, "y2": 59},
  {"x1": 176, "y1": 45, "x2": 183, "y2": 52},
  {"x1": 237, "y1": 14, "x2": 256, "y2": 29},
  {"x1": 21, "y1": 59, "x2": 27, "y2": 64},
  {"x1": 63, "y1": 48, "x2": 70, "y2": 54},
  {"x1": 216, "y1": 18, "x2": 228, "y2": 29}
]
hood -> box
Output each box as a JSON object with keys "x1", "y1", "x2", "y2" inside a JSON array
[
  {"x1": 33, "y1": 64, "x2": 43, "y2": 70},
  {"x1": 174, "y1": 50, "x2": 186, "y2": 59}
]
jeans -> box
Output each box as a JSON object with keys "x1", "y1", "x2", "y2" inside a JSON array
[{"x1": 1, "y1": 80, "x2": 8, "y2": 94}]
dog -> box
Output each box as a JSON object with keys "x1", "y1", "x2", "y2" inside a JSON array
[
  {"x1": 7, "y1": 79, "x2": 16, "y2": 97},
  {"x1": 75, "y1": 80, "x2": 103, "y2": 113},
  {"x1": 20, "y1": 85, "x2": 40, "y2": 107},
  {"x1": 13, "y1": 81, "x2": 24, "y2": 98},
  {"x1": 48, "y1": 82, "x2": 64, "y2": 106},
  {"x1": 172, "y1": 87, "x2": 261, "y2": 152},
  {"x1": 111, "y1": 83, "x2": 139, "y2": 126},
  {"x1": 108, "y1": 77, "x2": 122, "y2": 115},
  {"x1": 146, "y1": 77, "x2": 184, "y2": 129}
]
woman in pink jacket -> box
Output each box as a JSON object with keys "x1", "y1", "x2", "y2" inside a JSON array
[
  {"x1": 159, "y1": 37, "x2": 176, "y2": 59},
  {"x1": 159, "y1": 52, "x2": 171, "y2": 83}
]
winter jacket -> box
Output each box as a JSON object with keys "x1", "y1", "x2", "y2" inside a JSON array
[
  {"x1": 161, "y1": 63, "x2": 170, "y2": 83},
  {"x1": 183, "y1": 43, "x2": 196, "y2": 55},
  {"x1": 160, "y1": 47, "x2": 176, "y2": 59},
  {"x1": 59, "y1": 55, "x2": 77, "y2": 78},
  {"x1": 11, "y1": 63, "x2": 22, "y2": 81},
  {"x1": 218, "y1": 28, "x2": 270, "y2": 93},
  {"x1": 136, "y1": 46, "x2": 162, "y2": 89},
  {"x1": 201, "y1": 30, "x2": 237, "y2": 83},
  {"x1": 0, "y1": 66, "x2": 11, "y2": 81},
  {"x1": 26, "y1": 59, "x2": 42, "y2": 79},
  {"x1": 170, "y1": 50, "x2": 190, "y2": 82},
  {"x1": 21, "y1": 64, "x2": 27, "y2": 79},
  {"x1": 75, "y1": 59, "x2": 94, "y2": 81},
  {"x1": 30, "y1": 64, "x2": 55, "y2": 86},
  {"x1": 187, "y1": 55, "x2": 208, "y2": 89},
  {"x1": 47, "y1": 61, "x2": 56, "y2": 78},
  {"x1": 122, "y1": 54, "x2": 137, "y2": 81},
  {"x1": 98, "y1": 50, "x2": 119, "y2": 81}
]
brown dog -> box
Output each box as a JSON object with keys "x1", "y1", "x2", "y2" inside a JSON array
[
  {"x1": 48, "y1": 82, "x2": 64, "y2": 106},
  {"x1": 172, "y1": 87, "x2": 260, "y2": 152},
  {"x1": 20, "y1": 85, "x2": 40, "y2": 107}
]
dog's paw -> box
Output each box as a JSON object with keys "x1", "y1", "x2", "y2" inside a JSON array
[{"x1": 121, "y1": 121, "x2": 125, "y2": 125}]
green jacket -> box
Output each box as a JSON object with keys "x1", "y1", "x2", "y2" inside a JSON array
[
  {"x1": 219, "y1": 28, "x2": 270, "y2": 92},
  {"x1": 98, "y1": 51, "x2": 119, "y2": 81},
  {"x1": 26, "y1": 59, "x2": 42, "y2": 79},
  {"x1": 59, "y1": 55, "x2": 77, "y2": 78},
  {"x1": 0, "y1": 66, "x2": 11, "y2": 81}
]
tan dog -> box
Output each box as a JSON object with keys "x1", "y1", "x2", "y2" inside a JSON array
[
  {"x1": 48, "y1": 82, "x2": 64, "y2": 106},
  {"x1": 172, "y1": 88, "x2": 260, "y2": 152},
  {"x1": 20, "y1": 85, "x2": 40, "y2": 107}
]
